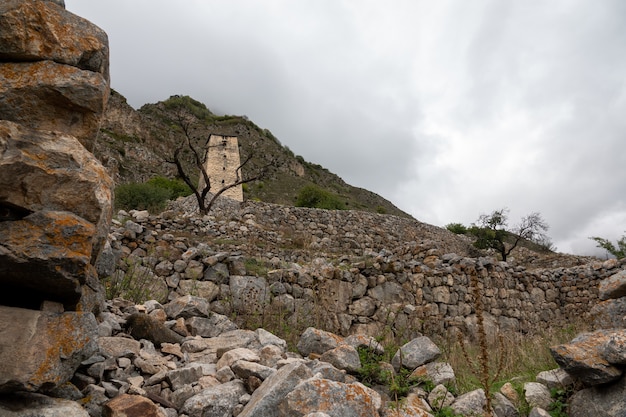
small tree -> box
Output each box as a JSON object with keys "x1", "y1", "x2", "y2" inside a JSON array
[
  {"x1": 165, "y1": 106, "x2": 274, "y2": 215},
  {"x1": 590, "y1": 234, "x2": 626, "y2": 259},
  {"x1": 470, "y1": 208, "x2": 550, "y2": 261}
]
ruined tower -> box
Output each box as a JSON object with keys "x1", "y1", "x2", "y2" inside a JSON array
[{"x1": 199, "y1": 134, "x2": 243, "y2": 202}]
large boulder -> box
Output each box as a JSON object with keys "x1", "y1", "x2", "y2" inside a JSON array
[
  {"x1": 238, "y1": 361, "x2": 313, "y2": 417},
  {"x1": 550, "y1": 330, "x2": 623, "y2": 386},
  {"x1": 392, "y1": 336, "x2": 441, "y2": 372},
  {"x1": 0, "y1": 61, "x2": 109, "y2": 151},
  {"x1": 0, "y1": 0, "x2": 109, "y2": 77},
  {"x1": 0, "y1": 121, "x2": 113, "y2": 263},
  {"x1": 568, "y1": 376, "x2": 626, "y2": 417},
  {"x1": 0, "y1": 306, "x2": 98, "y2": 393},
  {"x1": 598, "y1": 270, "x2": 626, "y2": 301},
  {"x1": 279, "y1": 379, "x2": 382, "y2": 417},
  {"x1": 0, "y1": 210, "x2": 95, "y2": 308}
]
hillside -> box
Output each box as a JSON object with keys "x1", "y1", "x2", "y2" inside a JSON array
[{"x1": 94, "y1": 91, "x2": 410, "y2": 217}]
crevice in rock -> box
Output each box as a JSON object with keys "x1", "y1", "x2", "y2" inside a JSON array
[{"x1": 0, "y1": 202, "x2": 32, "y2": 222}]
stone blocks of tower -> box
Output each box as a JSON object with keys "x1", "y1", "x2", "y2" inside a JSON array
[{"x1": 199, "y1": 134, "x2": 244, "y2": 202}]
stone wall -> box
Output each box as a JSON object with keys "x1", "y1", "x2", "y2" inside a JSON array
[{"x1": 108, "y1": 199, "x2": 624, "y2": 342}]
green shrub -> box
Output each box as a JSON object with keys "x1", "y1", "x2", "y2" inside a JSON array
[
  {"x1": 146, "y1": 176, "x2": 192, "y2": 199},
  {"x1": 446, "y1": 223, "x2": 468, "y2": 234},
  {"x1": 296, "y1": 185, "x2": 345, "y2": 210},
  {"x1": 115, "y1": 182, "x2": 171, "y2": 212}
]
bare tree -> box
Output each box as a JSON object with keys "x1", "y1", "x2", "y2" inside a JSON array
[
  {"x1": 470, "y1": 208, "x2": 550, "y2": 261},
  {"x1": 165, "y1": 107, "x2": 273, "y2": 215}
]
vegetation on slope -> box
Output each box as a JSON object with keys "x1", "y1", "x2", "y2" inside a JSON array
[{"x1": 96, "y1": 92, "x2": 409, "y2": 217}]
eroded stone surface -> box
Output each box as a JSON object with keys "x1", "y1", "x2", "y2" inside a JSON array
[
  {"x1": 0, "y1": 307, "x2": 98, "y2": 393},
  {"x1": 0, "y1": 121, "x2": 113, "y2": 263},
  {"x1": 0, "y1": 62, "x2": 108, "y2": 151}
]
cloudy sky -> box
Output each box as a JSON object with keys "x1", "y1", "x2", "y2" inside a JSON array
[{"x1": 67, "y1": 1, "x2": 626, "y2": 256}]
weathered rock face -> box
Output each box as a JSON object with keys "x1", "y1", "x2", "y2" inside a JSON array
[
  {"x1": 0, "y1": 0, "x2": 112, "y2": 405},
  {"x1": 0, "y1": 210, "x2": 95, "y2": 308},
  {"x1": 0, "y1": 306, "x2": 98, "y2": 393},
  {"x1": 0, "y1": 0, "x2": 109, "y2": 151},
  {"x1": 0, "y1": 0, "x2": 108, "y2": 76},
  {"x1": 551, "y1": 330, "x2": 623, "y2": 386},
  {"x1": 0, "y1": 61, "x2": 109, "y2": 152},
  {"x1": 0, "y1": 121, "x2": 113, "y2": 264}
]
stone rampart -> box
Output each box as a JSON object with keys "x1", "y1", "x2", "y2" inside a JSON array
[{"x1": 108, "y1": 200, "x2": 625, "y2": 342}]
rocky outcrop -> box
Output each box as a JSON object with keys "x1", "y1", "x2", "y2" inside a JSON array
[
  {"x1": 0, "y1": 0, "x2": 109, "y2": 151},
  {"x1": 546, "y1": 269, "x2": 626, "y2": 416},
  {"x1": 0, "y1": 0, "x2": 112, "y2": 413}
]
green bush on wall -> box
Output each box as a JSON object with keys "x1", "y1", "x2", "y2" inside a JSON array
[{"x1": 295, "y1": 185, "x2": 345, "y2": 210}]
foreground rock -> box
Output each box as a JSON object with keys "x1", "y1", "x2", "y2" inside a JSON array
[
  {"x1": 0, "y1": 0, "x2": 109, "y2": 151},
  {"x1": 0, "y1": 121, "x2": 114, "y2": 264},
  {"x1": 0, "y1": 0, "x2": 112, "y2": 407},
  {"x1": 0, "y1": 306, "x2": 97, "y2": 393},
  {"x1": 550, "y1": 329, "x2": 623, "y2": 385}
]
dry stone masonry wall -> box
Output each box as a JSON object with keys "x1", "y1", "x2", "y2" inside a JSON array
[{"x1": 107, "y1": 198, "x2": 625, "y2": 341}]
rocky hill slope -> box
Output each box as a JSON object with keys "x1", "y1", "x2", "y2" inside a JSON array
[{"x1": 94, "y1": 92, "x2": 409, "y2": 217}]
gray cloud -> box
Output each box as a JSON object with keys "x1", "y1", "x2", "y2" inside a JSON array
[{"x1": 68, "y1": 0, "x2": 626, "y2": 255}]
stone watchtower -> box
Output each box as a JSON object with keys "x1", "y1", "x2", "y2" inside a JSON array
[{"x1": 199, "y1": 134, "x2": 243, "y2": 202}]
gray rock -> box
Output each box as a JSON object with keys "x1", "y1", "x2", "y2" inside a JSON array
[
  {"x1": 0, "y1": 392, "x2": 89, "y2": 417},
  {"x1": 297, "y1": 327, "x2": 344, "y2": 357},
  {"x1": 204, "y1": 263, "x2": 230, "y2": 284},
  {"x1": 308, "y1": 362, "x2": 348, "y2": 383},
  {"x1": 238, "y1": 361, "x2": 313, "y2": 417},
  {"x1": 164, "y1": 295, "x2": 211, "y2": 319},
  {"x1": 167, "y1": 365, "x2": 204, "y2": 391},
  {"x1": 231, "y1": 360, "x2": 276, "y2": 381},
  {"x1": 256, "y1": 328, "x2": 287, "y2": 350},
  {"x1": 492, "y1": 392, "x2": 519, "y2": 417},
  {"x1": 349, "y1": 297, "x2": 377, "y2": 316},
  {"x1": 98, "y1": 336, "x2": 141, "y2": 358},
  {"x1": 599, "y1": 329, "x2": 626, "y2": 364},
  {"x1": 528, "y1": 408, "x2": 551, "y2": 417},
  {"x1": 344, "y1": 334, "x2": 385, "y2": 355},
  {"x1": 392, "y1": 336, "x2": 441, "y2": 372},
  {"x1": 178, "y1": 279, "x2": 220, "y2": 301},
  {"x1": 598, "y1": 270, "x2": 626, "y2": 300},
  {"x1": 216, "y1": 348, "x2": 260, "y2": 370},
  {"x1": 279, "y1": 379, "x2": 381, "y2": 417},
  {"x1": 590, "y1": 298, "x2": 626, "y2": 328},
  {"x1": 230, "y1": 275, "x2": 270, "y2": 315},
  {"x1": 428, "y1": 384, "x2": 454, "y2": 410},
  {"x1": 410, "y1": 362, "x2": 455, "y2": 386},
  {"x1": 451, "y1": 388, "x2": 487, "y2": 417},
  {"x1": 186, "y1": 314, "x2": 238, "y2": 338},
  {"x1": 524, "y1": 382, "x2": 552, "y2": 410},
  {"x1": 535, "y1": 368, "x2": 575, "y2": 389},
  {"x1": 319, "y1": 344, "x2": 362, "y2": 373},
  {"x1": 0, "y1": 307, "x2": 98, "y2": 393},
  {"x1": 568, "y1": 376, "x2": 626, "y2": 417},
  {"x1": 551, "y1": 330, "x2": 623, "y2": 385}
]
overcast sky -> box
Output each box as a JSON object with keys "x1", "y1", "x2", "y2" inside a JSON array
[{"x1": 67, "y1": 1, "x2": 626, "y2": 256}]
